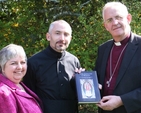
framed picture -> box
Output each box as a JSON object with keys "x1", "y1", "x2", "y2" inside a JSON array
[{"x1": 75, "y1": 71, "x2": 101, "y2": 104}]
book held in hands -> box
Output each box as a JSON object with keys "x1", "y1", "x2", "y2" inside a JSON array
[{"x1": 75, "y1": 71, "x2": 101, "y2": 104}]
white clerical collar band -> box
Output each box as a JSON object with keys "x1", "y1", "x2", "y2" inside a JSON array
[{"x1": 114, "y1": 42, "x2": 121, "y2": 46}]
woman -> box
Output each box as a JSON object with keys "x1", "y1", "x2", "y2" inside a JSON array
[{"x1": 0, "y1": 44, "x2": 43, "y2": 113}]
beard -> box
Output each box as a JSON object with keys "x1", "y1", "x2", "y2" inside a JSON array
[{"x1": 55, "y1": 40, "x2": 69, "y2": 52}]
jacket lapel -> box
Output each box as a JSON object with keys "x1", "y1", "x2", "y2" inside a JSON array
[
  {"x1": 100, "y1": 41, "x2": 113, "y2": 85},
  {"x1": 115, "y1": 33, "x2": 139, "y2": 89},
  {"x1": 0, "y1": 74, "x2": 35, "y2": 99}
]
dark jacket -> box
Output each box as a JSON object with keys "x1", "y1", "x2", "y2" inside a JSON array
[
  {"x1": 95, "y1": 33, "x2": 141, "y2": 113},
  {"x1": 23, "y1": 45, "x2": 81, "y2": 113}
]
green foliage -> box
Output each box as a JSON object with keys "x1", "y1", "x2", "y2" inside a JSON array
[
  {"x1": 70, "y1": 0, "x2": 108, "y2": 70},
  {"x1": 125, "y1": 0, "x2": 141, "y2": 35},
  {"x1": 1, "y1": 0, "x2": 141, "y2": 112},
  {"x1": 0, "y1": 0, "x2": 49, "y2": 57},
  {"x1": 78, "y1": 104, "x2": 98, "y2": 113}
]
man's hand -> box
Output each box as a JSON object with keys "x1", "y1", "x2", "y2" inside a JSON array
[
  {"x1": 75, "y1": 68, "x2": 85, "y2": 73},
  {"x1": 96, "y1": 95, "x2": 123, "y2": 111},
  {"x1": 99, "y1": 84, "x2": 102, "y2": 90}
]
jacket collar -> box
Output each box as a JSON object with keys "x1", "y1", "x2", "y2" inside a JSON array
[
  {"x1": 0, "y1": 73, "x2": 38, "y2": 99},
  {"x1": 0, "y1": 73, "x2": 19, "y2": 90}
]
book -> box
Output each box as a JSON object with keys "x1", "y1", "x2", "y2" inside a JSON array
[{"x1": 75, "y1": 71, "x2": 101, "y2": 104}]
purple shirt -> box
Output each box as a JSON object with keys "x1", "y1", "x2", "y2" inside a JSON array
[
  {"x1": 0, "y1": 74, "x2": 43, "y2": 113},
  {"x1": 104, "y1": 37, "x2": 130, "y2": 96}
]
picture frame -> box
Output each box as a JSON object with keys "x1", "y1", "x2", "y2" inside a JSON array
[{"x1": 75, "y1": 71, "x2": 101, "y2": 104}]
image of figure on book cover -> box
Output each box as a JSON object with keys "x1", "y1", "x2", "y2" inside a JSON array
[{"x1": 80, "y1": 79, "x2": 96, "y2": 98}]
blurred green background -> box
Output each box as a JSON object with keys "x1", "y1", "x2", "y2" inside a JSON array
[{"x1": 1, "y1": 0, "x2": 141, "y2": 112}]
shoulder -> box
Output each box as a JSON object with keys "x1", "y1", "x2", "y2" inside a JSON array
[
  {"x1": 100, "y1": 39, "x2": 113, "y2": 46},
  {"x1": 66, "y1": 51, "x2": 77, "y2": 57},
  {"x1": 98, "y1": 39, "x2": 113, "y2": 50},
  {"x1": 0, "y1": 82, "x2": 17, "y2": 111},
  {"x1": 64, "y1": 51, "x2": 81, "y2": 68},
  {"x1": 65, "y1": 51, "x2": 80, "y2": 66},
  {"x1": 65, "y1": 51, "x2": 79, "y2": 60},
  {"x1": 28, "y1": 49, "x2": 47, "y2": 61},
  {"x1": 130, "y1": 33, "x2": 141, "y2": 44},
  {"x1": 0, "y1": 82, "x2": 13, "y2": 98},
  {"x1": 132, "y1": 33, "x2": 141, "y2": 38},
  {"x1": 27, "y1": 49, "x2": 47, "y2": 67}
]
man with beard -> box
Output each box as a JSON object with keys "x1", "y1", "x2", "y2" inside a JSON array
[{"x1": 23, "y1": 20, "x2": 83, "y2": 113}]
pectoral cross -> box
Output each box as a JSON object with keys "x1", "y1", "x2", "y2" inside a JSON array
[{"x1": 106, "y1": 81, "x2": 110, "y2": 87}]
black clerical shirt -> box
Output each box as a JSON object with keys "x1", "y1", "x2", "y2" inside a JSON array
[{"x1": 23, "y1": 45, "x2": 81, "y2": 113}]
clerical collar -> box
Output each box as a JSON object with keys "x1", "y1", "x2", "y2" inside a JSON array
[
  {"x1": 114, "y1": 35, "x2": 131, "y2": 46},
  {"x1": 114, "y1": 42, "x2": 121, "y2": 46}
]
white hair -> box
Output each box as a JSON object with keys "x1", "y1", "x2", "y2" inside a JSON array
[
  {"x1": 48, "y1": 20, "x2": 72, "y2": 35},
  {"x1": 102, "y1": 2, "x2": 129, "y2": 20},
  {"x1": 0, "y1": 44, "x2": 27, "y2": 73}
]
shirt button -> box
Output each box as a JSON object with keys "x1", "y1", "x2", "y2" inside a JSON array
[{"x1": 61, "y1": 84, "x2": 63, "y2": 86}]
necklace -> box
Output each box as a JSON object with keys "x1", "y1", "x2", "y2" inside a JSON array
[{"x1": 106, "y1": 43, "x2": 128, "y2": 87}]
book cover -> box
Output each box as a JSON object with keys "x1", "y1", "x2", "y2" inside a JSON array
[{"x1": 75, "y1": 71, "x2": 101, "y2": 104}]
